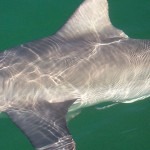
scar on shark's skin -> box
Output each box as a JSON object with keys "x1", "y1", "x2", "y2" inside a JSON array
[{"x1": 0, "y1": 0, "x2": 150, "y2": 149}]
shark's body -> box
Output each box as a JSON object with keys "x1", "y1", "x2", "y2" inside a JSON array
[{"x1": 0, "y1": 0, "x2": 150, "y2": 149}]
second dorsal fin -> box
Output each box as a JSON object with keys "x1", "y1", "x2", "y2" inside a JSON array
[{"x1": 57, "y1": 0, "x2": 128, "y2": 40}]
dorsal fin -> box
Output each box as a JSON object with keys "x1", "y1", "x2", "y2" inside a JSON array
[{"x1": 56, "y1": 0, "x2": 128, "y2": 40}]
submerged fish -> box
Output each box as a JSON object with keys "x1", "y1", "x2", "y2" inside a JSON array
[{"x1": 0, "y1": 0, "x2": 150, "y2": 149}]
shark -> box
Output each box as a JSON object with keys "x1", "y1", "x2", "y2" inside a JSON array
[{"x1": 0, "y1": 0, "x2": 150, "y2": 149}]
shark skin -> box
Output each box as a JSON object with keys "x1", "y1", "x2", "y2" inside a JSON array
[{"x1": 0, "y1": 0, "x2": 150, "y2": 149}]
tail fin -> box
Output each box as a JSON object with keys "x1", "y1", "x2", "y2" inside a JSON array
[{"x1": 6, "y1": 100, "x2": 76, "y2": 150}]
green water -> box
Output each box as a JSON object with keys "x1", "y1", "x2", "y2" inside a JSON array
[{"x1": 0, "y1": 0, "x2": 150, "y2": 150}]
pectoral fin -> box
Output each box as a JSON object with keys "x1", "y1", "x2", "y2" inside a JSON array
[{"x1": 6, "y1": 100, "x2": 76, "y2": 150}]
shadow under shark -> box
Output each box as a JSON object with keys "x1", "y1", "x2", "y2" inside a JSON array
[{"x1": 0, "y1": 0, "x2": 150, "y2": 149}]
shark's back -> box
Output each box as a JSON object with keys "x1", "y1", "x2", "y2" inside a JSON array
[{"x1": 0, "y1": 0, "x2": 150, "y2": 149}]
